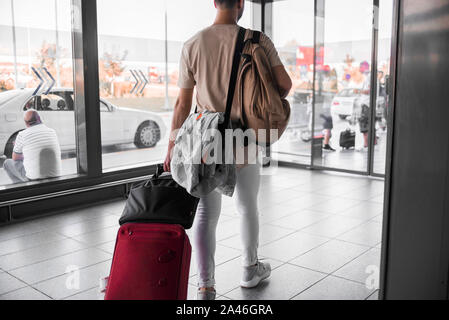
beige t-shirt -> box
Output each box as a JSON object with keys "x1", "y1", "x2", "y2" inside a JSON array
[{"x1": 177, "y1": 24, "x2": 283, "y2": 119}]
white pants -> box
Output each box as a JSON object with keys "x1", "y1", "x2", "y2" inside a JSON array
[
  {"x1": 193, "y1": 163, "x2": 261, "y2": 288},
  {"x1": 3, "y1": 159, "x2": 28, "y2": 183}
]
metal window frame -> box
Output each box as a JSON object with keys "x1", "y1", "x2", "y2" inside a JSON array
[
  {"x1": 378, "y1": 0, "x2": 400, "y2": 300},
  {"x1": 368, "y1": 0, "x2": 380, "y2": 175},
  {"x1": 268, "y1": 0, "x2": 389, "y2": 178},
  {"x1": 72, "y1": 0, "x2": 102, "y2": 177},
  {"x1": 0, "y1": 0, "x2": 158, "y2": 214}
]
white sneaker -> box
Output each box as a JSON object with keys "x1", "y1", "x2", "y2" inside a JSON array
[{"x1": 240, "y1": 261, "x2": 271, "y2": 288}]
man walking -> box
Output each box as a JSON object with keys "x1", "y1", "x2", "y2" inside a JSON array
[{"x1": 164, "y1": 0, "x2": 292, "y2": 300}]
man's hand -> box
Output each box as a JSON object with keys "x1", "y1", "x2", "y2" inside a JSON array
[
  {"x1": 164, "y1": 88, "x2": 194, "y2": 172},
  {"x1": 12, "y1": 152, "x2": 24, "y2": 161},
  {"x1": 164, "y1": 142, "x2": 175, "y2": 172}
]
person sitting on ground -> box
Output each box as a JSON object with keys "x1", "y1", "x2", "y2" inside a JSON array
[{"x1": 3, "y1": 109, "x2": 61, "y2": 184}]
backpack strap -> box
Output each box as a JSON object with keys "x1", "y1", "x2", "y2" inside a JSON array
[
  {"x1": 252, "y1": 30, "x2": 261, "y2": 44},
  {"x1": 220, "y1": 27, "x2": 247, "y2": 136}
]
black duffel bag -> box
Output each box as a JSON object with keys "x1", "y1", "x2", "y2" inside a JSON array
[{"x1": 119, "y1": 164, "x2": 200, "y2": 229}]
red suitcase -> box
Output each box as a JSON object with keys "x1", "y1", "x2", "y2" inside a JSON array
[{"x1": 104, "y1": 223, "x2": 191, "y2": 300}]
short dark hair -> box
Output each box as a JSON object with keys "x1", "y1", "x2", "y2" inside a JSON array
[{"x1": 215, "y1": 0, "x2": 239, "y2": 9}]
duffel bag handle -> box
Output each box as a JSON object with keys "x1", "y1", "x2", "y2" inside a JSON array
[
  {"x1": 155, "y1": 163, "x2": 165, "y2": 178},
  {"x1": 143, "y1": 164, "x2": 165, "y2": 187}
]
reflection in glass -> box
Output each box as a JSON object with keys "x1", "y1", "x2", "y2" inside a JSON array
[
  {"x1": 312, "y1": 0, "x2": 374, "y2": 172},
  {"x1": 97, "y1": 0, "x2": 252, "y2": 171},
  {"x1": 0, "y1": 0, "x2": 76, "y2": 187},
  {"x1": 270, "y1": 0, "x2": 315, "y2": 165}
]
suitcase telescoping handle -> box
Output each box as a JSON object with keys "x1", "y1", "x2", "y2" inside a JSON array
[
  {"x1": 143, "y1": 164, "x2": 165, "y2": 187},
  {"x1": 155, "y1": 163, "x2": 165, "y2": 178}
]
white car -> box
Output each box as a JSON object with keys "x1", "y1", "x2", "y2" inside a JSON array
[
  {"x1": 0, "y1": 88, "x2": 167, "y2": 158},
  {"x1": 331, "y1": 88, "x2": 385, "y2": 120}
]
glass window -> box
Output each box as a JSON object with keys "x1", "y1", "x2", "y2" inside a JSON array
[
  {"x1": 97, "y1": 0, "x2": 253, "y2": 172},
  {"x1": 0, "y1": 0, "x2": 78, "y2": 187},
  {"x1": 312, "y1": 0, "x2": 374, "y2": 172},
  {"x1": 270, "y1": 0, "x2": 315, "y2": 166}
]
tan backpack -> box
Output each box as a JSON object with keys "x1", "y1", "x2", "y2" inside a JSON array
[{"x1": 233, "y1": 29, "x2": 291, "y2": 147}]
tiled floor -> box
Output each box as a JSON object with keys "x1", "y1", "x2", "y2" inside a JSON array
[{"x1": 0, "y1": 166, "x2": 384, "y2": 300}]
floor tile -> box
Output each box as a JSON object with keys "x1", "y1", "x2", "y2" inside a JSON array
[
  {"x1": 292, "y1": 275, "x2": 374, "y2": 300},
  {"x1": 24, "y1": 207, "x2": 114, "y2": 231},
  {"x1": 0, "y1": 286, "x2": 51, "y2": 300},
  {"x1": 259, "y1": 204, "x2": 304, "y2": 224},
  {"x1": 334, "y1": 248, "x2": 381, "y2": 285},
  {"x1": 54, "y1": 215, "x2": 119, "y2": 238},
  {"x1": 211, "y1": 258, "x2": 245, "y2": 295},
  {"x1": 0, "y1": 223, "x2": 48, "y2": 242},
  {"x1": 9, "y1": 248, "x2": 111, "y2": 284},
  {"x1": 258, "y1": 231, "x2": 330, "y2": 262},
  {"x1": 267, "y1": 210, "x2": 330, "y2": 231},
  {"x1": 366, "y1": 290, "x2": 379, "y2": 300},
  {"x1": 0, "y1": 272, "x2": 27, "y2": 295},
  {"x1": 219, "y1": 224, "x2": 295, "y2": 250},
  {"x1": 34, "y1": 260, "x2": 111, "y2": 300},
  {"x1": 307, "y1": 198, "x2": 362, "y2": 215},
  {"x1": 266, "y1": 188, "x2": 307, "y2": 204},
  {"x1": 91, "y1": 200, "x2": 126, "y2": 216},
  {"x1": 337, "y1": 221, "x2": 383, "y2": 247},
  {"x1": 187, "y1": 284, "x2": 198, "y2": 301},
  {"x1": 215, "y1": 218, "x2": 241, "y2": 241},
  {"x1": 0, "y1": 167, "x2": 385, "y2": 300},
  {"x1": 96, "y1": 241, "x2": 116, "y2": 255},
  {"x1": 281, "y1": 194, "x2": 332, "y2": 211},
  {"x1": 337, "y1": 202, "x2": 384, "y2": 220},
  {"x1": 340, "y1": 187, "x2": 383, "y2": 201},
  {"x1": 301, "y1": 216, "x2": 365, "y2": 238},
  {"x1": 370, "y1": 195, "x2": 385, "y2": 203},
  {"x1": 371, "y1": 214, "x2": 383, "y2": 223},
  {"x1": 314, "y1": 184, "x2": 361, "y2": 197},
  {"x1": 72, "y1": 226, "x2": 119, "y2": 246},
  {"x1": 214, "y1": 245, "x2": 242, "y2": 266},
  {"x1": 0, "y1": 232, "x2": 66, "y2": 256},
  {"x1": 0, "y1": 238, "x2": 87, "y2": 271},
  {"x1": 290, "y1": 240, "x2": 370, "y2": 274},
  {"x1": 226, "y1": 264, "x2": 325, "y2": 300},
  {"x1": 64, "y1": 287, "x2": 103, "y2": 300},
  {"x1": 291, "y1": 181, "x2": 334, "y2": 193}
]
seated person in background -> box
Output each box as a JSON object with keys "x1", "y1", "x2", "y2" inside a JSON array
[{"x1": 3, "y1": 109, "x2": 61, "y2": 183}]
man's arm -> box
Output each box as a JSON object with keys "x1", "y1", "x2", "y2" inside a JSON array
[
  {"x1": 163, "y1": 88, "x2": 194, "y2": 172},
  {"x1": 12, "y1": 152, "x2": 24, "y2": 161},
  {"x1": 272, "y1": 65, "x2": 293, "y2": 99},
  {"x1": 12, "y1": 132, "x2": 24, "y2": 161},
  {"x1": 259, "y1": 33, "x2": 292, "y2": 99}
]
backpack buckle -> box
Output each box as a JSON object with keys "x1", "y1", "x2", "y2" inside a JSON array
[{"x1": 242, "y1": 54, "x2": 252, "y2": 62}]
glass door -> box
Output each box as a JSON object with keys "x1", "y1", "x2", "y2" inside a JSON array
[
  {"x1": 270, "y1": 0, "x2": 315, "y2": 166},
  {"x1": 372, "y1": 0, "x2": 394, "y2": 175},
  {"x1": 312, "y1": 0, "x2": 375, "y2": 173}
]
